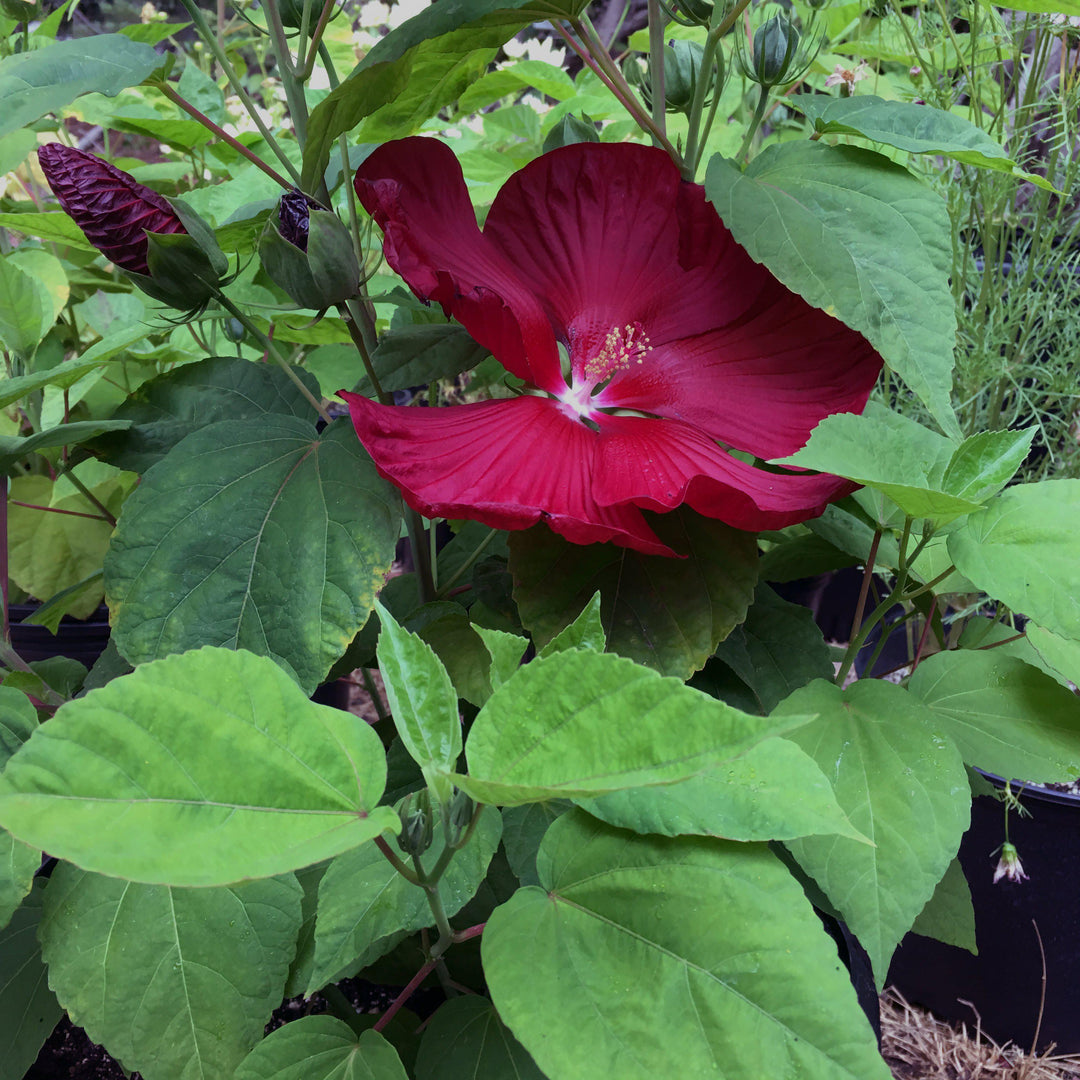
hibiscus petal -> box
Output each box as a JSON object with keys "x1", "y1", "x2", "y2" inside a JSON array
[
  {"x1": 480, "y1": 143, "x2": 881, "y2": 459},
  {"x1": 353, "y1": 138, "x2": 564, "y2": 394},
  {"x1": 591, "y1": 413, "x2": 855, "y2": 532},
  {"x1": 339, "y1": 392, "x2": 676, "y2": 557}
]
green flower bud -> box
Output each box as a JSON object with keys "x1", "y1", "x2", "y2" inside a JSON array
[
  {"x1": 0, "y1": 0, "x2": 39, "y2": 21},
  {"x1": 135, "y1": 200, "x2": 227, "y2": 313},
  {"x1": 630, "y1": 41, "x2": 716, "y2": 117},
  {"x1": 398, "y1": 790, "x2": 434, "y2": 857},
  {"x1": 542, "y1": 113, "x2": 600, "y2": 154},
  {"x1": 752, "y1": 14, "x2": 803, "y2": 87},
  {"x1": 675, "y1": 0, "x2": 713, "y2": 25},
  {"x1": 278, "y1": 0, "x2": 342, "y2": 32},
  {"x1": 259, "y1": 190, "x2": 360, "y2": 311},
  {"x1": 444, "y1": 788, "x2": 475, "y2": 848}
]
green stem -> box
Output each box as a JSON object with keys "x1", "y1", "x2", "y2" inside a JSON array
[
  {"x1": 155, "y1": 82, "x2": 294, "y2": 191},
  {"x1": 263, "y1": 0, "x2": 311, "y2": 147},
  {"x1": 360, "y1": 666, "x2": 390, "y2": 724},
  {"x1": 337, "y1": 298, "x2": 385, "y2": 401},
  {"x1": 683, "y1": 29, "x2": 722, "y2": 178},
  {"x1": 58, "y1": 466, "x2": 118, "y2": 528},
  {"x1": 297, "y1": 0, "x2": 339, "y2": 80},
  {"x1": 175, "y1": 0, "x2": 303, "y2": 187},
  {"x1": 407, "y1": 511, "x2": 436, "y2": 606},
  {"x1": 213, "y1": 291, "x2": 332, "y2": 423},
  {"x1": 736, "y1": 84, "x2": 770, "y2": 162},
  {"x1": 437, "y1": 527, "x2": 499, "y2": 597},
  {"x1": 646, "y1": 0, "x2": 668, "y2": 146}
]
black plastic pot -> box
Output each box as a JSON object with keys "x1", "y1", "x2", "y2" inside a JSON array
[
  {"x1": 7, "y1": 603, "x2": 112, "y2": 668},
  {"x1": 888, "y1": 771, "x2": 1080, "y2": 1053}
]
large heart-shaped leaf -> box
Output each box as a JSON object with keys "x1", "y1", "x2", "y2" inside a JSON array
[
  {"x1": 0, "y1": 647, "x2": 398, "y2": 885},
  {"x1": 40, "y1": 866, "x2": 302, "y2": 1080},
  {"x1": 105, "y1": 415, "x2": 401, "y2": 693},
  {"x1": 415, "y1": 997, "x2": 544, "y2": 1080},
  {"x1": 484, "y1": 811, "x2": 890, "y2": 1080}
]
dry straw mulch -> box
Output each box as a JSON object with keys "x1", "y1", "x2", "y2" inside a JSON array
[{"x1": 881, "y1": 989, "x2": 1080, "y2": 1080}]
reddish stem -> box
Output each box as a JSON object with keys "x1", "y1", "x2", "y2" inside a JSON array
[
  {"x1": 909, "y1": 596, "x2": 937, "y2": 673},
  {"x1": 452, "y1": 922, "x2": 485, "y2": 944},
  {"x1": 373, "y1": 959, "x2": 437, "y2": 1033},
  {"x1": 9, "y1": 501, "x2": 111, "y2": 522}
]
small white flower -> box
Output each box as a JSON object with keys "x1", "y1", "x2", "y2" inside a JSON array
[
  {"x1": 993, "y1": 842, "x2": 1029, "y2": 885},
  {"x1": 824, "y1": 60, "x2": 871, "y2": 95}
]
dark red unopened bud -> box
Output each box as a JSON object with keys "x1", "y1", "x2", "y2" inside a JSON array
[
  {"x1": 37, "y1": 143, "x2": 186, "y2": 276},
  {"x1": 277, "y1": 188, "x2": 316, "y2": 252}
]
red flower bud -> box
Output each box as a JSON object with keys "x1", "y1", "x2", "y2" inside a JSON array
[{"x1": 37, "y1": 144, "x2": 186, "y2": 276}]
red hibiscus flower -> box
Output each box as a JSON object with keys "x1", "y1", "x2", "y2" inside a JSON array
[
  {"x1": 37, "y1": 144, "x2": 186, "y2": 276},
  {"x1": 342, "y1": 137, "x2": 882, "y2": 557}
]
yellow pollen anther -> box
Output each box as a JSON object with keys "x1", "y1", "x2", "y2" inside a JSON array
[{"x1": 581, "y1": 322, "x2": 652, "y2": 385}]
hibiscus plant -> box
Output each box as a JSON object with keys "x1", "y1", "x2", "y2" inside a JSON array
[{"x1": 1, "y1": 0, "x2": 1079, "y2": 1078}]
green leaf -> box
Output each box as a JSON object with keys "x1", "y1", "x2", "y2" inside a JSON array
[
  {"x1": 0, "y1": 35, "x2": 163, "y2": 138},
  {"x1": 907, "y1": 649, "x2": 1080, "y2": 783},
  {"x1": 910, "y1": 857, "x2": 977, "y2": 954},
  {"x1": 0, "y1": 419, "x2": 132, "y2": 473},
  {"x1": 0, "y1": 253, "x2": 48, "y2": 358},
  {"x1": 416, "y1": 996, "x2": 544, "y2": 1080},
  {"x1": 537, "y1": 590, "x2": 605, "y2": 656},
  {"x1": 105, "y1": 416, "x2": 401, "y2": 694},
  {"x1": 308, "y1": 809, "x2": 502, "y2": 992},
  {"x1": 947, "y1": 479, "x2": 1080, "y2": 640},
  {"x1": 777, "y1": 679, "x2": 970, "y2": 987},
  {"x1": 775, "y1": 404, "x2": 981, "y2": 522},
  {"x1": 0, "y1": 323, "x2": 153, "y2": 408},
  {"x1": 484, "y1": 811, "x2": 890, "y2": 1080},
  {"x1": 0, "y1": 648, "x2": 398, "y2": 886},
  {"x1": 473, "y1": 625, "x2": 528, "y2": 691},
  {"x1": 7, "y1": 473, "x2": 131, "y2": 620},
  {"x1": 1026, "y1": 623, "x2": 1080, "y2": 686},
  {"x1": 375, "y1": 600, "x2": 462, "y2": 807},
  {"x1": 0, "y1": 882, "x2": 63, "y2": 1080},
  {"x1": 0, "y1": 831, "x2": 37, "y2": 932},
  {"x1": 510, "y1": 509, "x2": 758, "y2": 679},
  {"x1": 300, "y1": 0, "x2": 587, "y2": 188},
  {"x1": 355, "y1": 325, "x2": 490, "y2": 396},
  {"x1": 790, "y1": 94, "x2": 1020, "y2": 173},
  {"x1": 580, "y1": 736, "x2": 866, "y2": 843},
  {"x1": 0, "y1": 210, "x2": 95, "y2": 250},
  {"x1": 501, "y1": 801, "x2": 571, "y2": 887},
  {"x1": 100, "y1": 355, "x2": 322, "y2": 472},
  {"x1": 939, "y1": 428, "x2": 1036, "y2": 504},
  {"x1": 976, "y1": 0, "x2": 1080, "y2": 15},
  {"x1": 235, "y1": 1019, "x2": 410, "y2": 1080},
  {"x1": 712, "y1": 583, "x2": 833, "y2": 713},
  {"x1": 0, "y1": 685, "x2": 37, "y2": 763},
  {"x1": 40, "y1": 865, "x2": 302, "y2": 1080},
  {"x1": 459, "y1": 649, "x2": 810, "y2": 805},
  {"x1": 283, "y1": 860, "x2": 330, "y2": 998},
  {"x1": 706, "y1": 143, "x2": 960, "y2": 439}
]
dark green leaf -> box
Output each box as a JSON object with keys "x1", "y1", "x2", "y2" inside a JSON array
[
  {"x1": 510, "y1": 508, "x2": 758, "y2": 678},
  {"x1": 0, "y1": 882, "x2": 62, "y2": 1080},
  {"x1": 791, "y1": 94, "x2": 1021, "y2": 174},
  {"x1": 105, "y1": 416, "x2": 401, "y2": 694},
  {"x1": 99, "y1": 355, "x2": 321, "y2": 472},
  {"x1": 354, "y1": 324, "x2": 490, "y2": 397},
  {"x1": 501, "y1": 801, "x2": 572, "y2": 886},
  {"x1": 712, "y1": 583, "x2": 833, "y2": 713},
  {"x1": 0, "y1": 36, "x2": 163, "y2": 138},
  {"x1": 910, "y1": 857, "x2": 977, "y2": 954},
  {"x1": 0, "y1": 419, "x2": 132, "y2": 473},
  {"x1": 416, "y1": 996, "x2": 545, "y2": 1080},
  {"x1": 0, "y1": 648, "x2": 398, "y2": 885}
]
